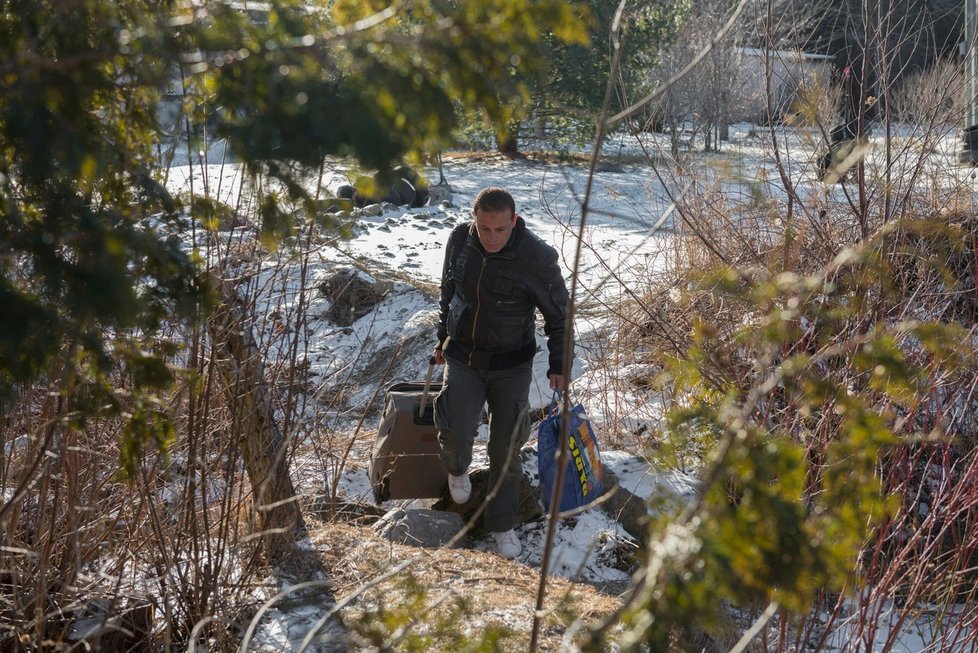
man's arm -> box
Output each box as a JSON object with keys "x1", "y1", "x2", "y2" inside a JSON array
[
  {"x1": 531, "y1": 245, "x2": 570, "y2": 387},
  {"x1": 434, "y1": 226, "x2": 463, "y2": 364}
]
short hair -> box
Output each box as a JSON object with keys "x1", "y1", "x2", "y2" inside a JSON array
[{"x1": 472, "y1": 187, "x2": 516, "y2": 216}]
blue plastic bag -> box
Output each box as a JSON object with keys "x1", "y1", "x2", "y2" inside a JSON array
[{"x1": 537, "y1": 392, "x2": 604, "y2": 512}]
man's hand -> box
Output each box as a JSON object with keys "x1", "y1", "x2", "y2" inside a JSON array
[
  {"x1": 432, "y1": 347, "x2": 445, "y2": 365},
  {"x1": 548, "y1": 373, "x2": 566, "y2": 392}
]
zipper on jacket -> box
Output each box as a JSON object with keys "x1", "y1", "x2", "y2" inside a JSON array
[{"x1": 468, "y1": 255, "x2": 487, "y2": 366}]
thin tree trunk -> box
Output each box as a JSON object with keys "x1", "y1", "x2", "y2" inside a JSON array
[
  {"x1": 207, "y1": 271, "x2": 304, "y2": 565},
  {"x1": 495, "y1": 124, "x2": 520, "y2": 156}
]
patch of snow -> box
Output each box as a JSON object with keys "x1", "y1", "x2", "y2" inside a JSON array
[
  {"x1": 602, "y1": 450, "x2": 697, "y2": 502},
  {"x1": 159, "y1": 125, "x2": 978, "y2": 648},
  {"x1": 825, "y1": 600, "x2": 976, "y2": 653}
]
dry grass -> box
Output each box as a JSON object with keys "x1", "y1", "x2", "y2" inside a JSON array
[
  {"x1": 306, "y1": 520, "x2": 627, "y2": 651},
  {"x1": 587, "y1": 58, "x2": 978, "y2": 650},
  {"x1": 5, "y1": 56, "x2": 978, "y2": 648}
]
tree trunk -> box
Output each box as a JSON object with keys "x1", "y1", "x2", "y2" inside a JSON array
[
  {"x1": 494, "y1": 125, "x2": 520, "y2": 156},
  {"x1": 207, "y1": 271, "x2": 304, "y2": 565}
]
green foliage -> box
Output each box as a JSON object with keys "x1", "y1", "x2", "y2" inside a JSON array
[
  {"x1": 343, "y1": 573, "x2": 515, "y2": 651},
  {"x1": 259, "y1": 192, "x2": 294, "y2": 248},
  {"x1": 542, "y1": 1, "x2": 686, "y2": 120},
  {"x1": 1, "y1": 1, "x2": 207, "y2": 469},
  {"x1": 443, "y1": 0, "x2": 683, "y2": 149},
  {"x1": 186, "y1": 195, "x2": 237, "y2": 232},
  {"x1": 1, "y1": 0, "x2": 585, "y2": 473},
  {"x1": 659, "y1": 401, "x2": 725, "y2": 470},
  {"x1": 622, "y1": 224, "x2": 973, "y2": 647},
  {"x1": 183, "y1": 0, "x2": 588, "y2": 177}
]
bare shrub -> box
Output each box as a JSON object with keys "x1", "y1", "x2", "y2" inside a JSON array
[
  {"x1": 601, "y1": 12, "x2": 978, "y2": 643},
  {"x1": 892, "y1": 58, "x2": 966, "y2": 131},
  {"x1": 0, "y1": 348, "x2": 261, "y2": 649}
]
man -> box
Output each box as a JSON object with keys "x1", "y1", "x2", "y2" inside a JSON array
[{"x1": 433, "y1": 186, "x2": 569, "y2": 559}]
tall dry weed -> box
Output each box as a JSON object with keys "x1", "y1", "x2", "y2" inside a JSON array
[{"x1": 601, "y1": 50, "x2": 978, "y2": 649}]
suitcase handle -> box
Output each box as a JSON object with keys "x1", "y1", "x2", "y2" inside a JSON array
[
  {"x1": 418, "y1": 358, "x2": 436, "y2": 417},
  {"x1": 419, "y1": 337, "x2": 449, "y2": 417}
]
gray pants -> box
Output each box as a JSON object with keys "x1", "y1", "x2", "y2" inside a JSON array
[{"x1": 434, "y1": 358, "x2": 532, "y2": 533}]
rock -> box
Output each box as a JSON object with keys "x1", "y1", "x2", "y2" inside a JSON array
[
  {"x1": 404, "y1": 448, "x2": 649, "y2": 544},
  {"x1": 359, "y1": 203, "x2": 384, "y2": 217},
  {"x1": 599, "y1": 467, "x2": 649, "y2": 542},
  {"x1": 431, "y1": 454, "x2": 544, "y2": 537},
  {"x1": 387, "y1": 177, "x2": 418, "y2": 207},
  {"x1": 335, "y1": 166, "x2": 430, "y2": 208},
  {"x1": 373, "y1": 508, "x2": 466, "y2": 548},
  {"x1": 596, "y1": 161, "x2": 624, "y2": 173},
  {"x1": 66, "y1": 601, "x2": 153, "y2": 651},
  {"x1": 427, "y1": 183, "x2": 453, "y2": 206}
]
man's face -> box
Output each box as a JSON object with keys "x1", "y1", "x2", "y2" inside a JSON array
[{"x1": 473, "y1": 207, "x2": 517, "y2": 253}]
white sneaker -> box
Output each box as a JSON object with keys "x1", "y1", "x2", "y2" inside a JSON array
[
  {"x1": 447, "y1": 472, "x2": 471, "y2": 504},
  {"x1": 493, "y1": 529, "x2": 522, "y2": 559}
]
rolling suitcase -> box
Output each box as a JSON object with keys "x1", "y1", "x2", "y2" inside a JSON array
[{"x1": 368, "y1": 360, "x2": 447, "y2": 503}]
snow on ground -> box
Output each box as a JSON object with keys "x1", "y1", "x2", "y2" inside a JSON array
[
  {"x1": 324, "y1": 444, "x2": 696, "y2": 588},
  {"x1": 157, "y1": 131, "x2": 765, "y2": 566},
  {"x1": 163, "y1": 137, "x2": 693, "y2": 646},
  {"x1": 162, "y1": 124, "x2": 978, "y2": 647},
  {"x1": 162, "y1": 140, "x2": 686, "y2": 421},
  {"x1": 824, "y1": 599, "x2": 978, "y2": 653}
]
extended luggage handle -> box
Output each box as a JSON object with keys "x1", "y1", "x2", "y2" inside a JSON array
[
  {"x1": 418, "y1": 337, "x2": 449, "y2": 418},
  {"x1": 418, "y1": 356, "x2": 436, "y2": 416}
]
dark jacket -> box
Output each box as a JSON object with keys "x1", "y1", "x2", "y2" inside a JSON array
[{"x1": 437, "y1": 217, "x2": 569, "y2": 376}]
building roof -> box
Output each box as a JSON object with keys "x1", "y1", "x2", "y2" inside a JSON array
[{"x1": 734, "y1": 47, "x2": 835, "y2": 61}]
